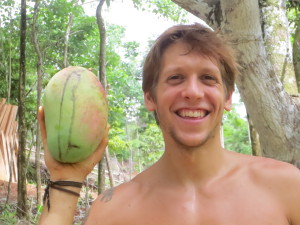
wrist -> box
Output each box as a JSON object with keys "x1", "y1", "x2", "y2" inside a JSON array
[
  {"x1": 49, "y1": 185, "x2": 81, "y2": 197},
  {"x1": 50, "y1": 176, "x2": 84, "y2": 183},
  {"x1": 49, "y1": 172, "x2": 85, "y2": 182},
  {"x1": 43, "y1": 180, "x2": 83, "y2": 211}
]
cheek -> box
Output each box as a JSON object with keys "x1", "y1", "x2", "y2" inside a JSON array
[
  {"x1": 161, "y1": 86, "x2": 182, "y2": 98},
  {"x1": 206, "y1": 89, "x2": 227, "y2": 107}
]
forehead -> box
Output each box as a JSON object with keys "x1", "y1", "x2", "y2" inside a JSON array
[{"x1": 160, "y1": 41, "x2": 221, "y2": 75}]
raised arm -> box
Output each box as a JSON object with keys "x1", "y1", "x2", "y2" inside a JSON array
[{"x1": 37, "y1": 106, "x2": 109, "y2": 225}]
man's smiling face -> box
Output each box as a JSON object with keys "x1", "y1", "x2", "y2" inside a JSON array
[{"x1": 144, "y1": 41, "x2": 232, "y2": 149}]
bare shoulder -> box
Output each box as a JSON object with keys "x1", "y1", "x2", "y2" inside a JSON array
[
  {"x1": 84, "y1": 179, "x2": 144, "y2": 225},
  {"x1": 246, "y1": 155, "x2": 300, "y2": 185},
  {"x1": 233, "y1": 152, "x2": 300, "y2": 224},
  {"x1": 227, "y1": 150, "x2": 300, "y2": 183}
]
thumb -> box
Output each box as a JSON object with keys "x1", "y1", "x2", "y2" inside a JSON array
[{"x1": 38, "y1": 106, "x2": 47, "y2": 143}]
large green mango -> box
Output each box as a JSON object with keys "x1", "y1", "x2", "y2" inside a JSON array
[{"x1": 43, "y1": 66, "x2": 108, "y2": 163}]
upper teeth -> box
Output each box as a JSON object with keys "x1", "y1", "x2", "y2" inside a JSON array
[{"x1": 178, "y1": 110, "x2": 206, "y2": 118}]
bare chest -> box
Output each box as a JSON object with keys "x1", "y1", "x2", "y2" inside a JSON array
[{"x1": 107, "y1": 186, "x2": 289, "y2": 225}]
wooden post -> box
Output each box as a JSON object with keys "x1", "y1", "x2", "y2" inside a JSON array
[{"x1": 0, "y1": 98, "x2": 18, "y2": 182}]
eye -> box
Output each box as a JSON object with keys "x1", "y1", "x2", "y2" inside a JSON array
[
  {"x1": 200, "y1": 74, "x2": 218, "y2": 85},
  {"x1": 167, "y1": 74, "x2": 184, "y2": 85}
]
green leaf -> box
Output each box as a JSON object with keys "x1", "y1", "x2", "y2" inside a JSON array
[
  {"x1": 37, "y1": 204, "x2": 43, "y2": 213},
  {"x1": 106, "y1": 0, "x2": 110, "y2": 7}
]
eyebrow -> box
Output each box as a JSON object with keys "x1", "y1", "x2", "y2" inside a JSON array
[
  {"x1": 161, "y1": 65, "x2": 221, "y2": 76},
  {"x1": 199, "y1": 67, "x2": 221, "y2": 75}
]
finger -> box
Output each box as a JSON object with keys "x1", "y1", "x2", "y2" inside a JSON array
[
  {"x1": 38, "y1": 106, "x2": 54, "y2": 164},
  {"x1": 38, "y1": 106, "x2": 47, "y2": 144}
]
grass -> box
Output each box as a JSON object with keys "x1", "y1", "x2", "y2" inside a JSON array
[{"x1": 0, "y1": 197, "x2": 42, "y2": 225}]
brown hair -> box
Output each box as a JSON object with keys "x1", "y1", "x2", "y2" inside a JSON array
[{"x1": 142, "y1": 23, "x2": 238, "y2": 99}]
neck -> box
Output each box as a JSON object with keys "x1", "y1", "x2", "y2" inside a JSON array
[{"x1": 158, "y1": 139, "x2": 228, "y2": 186}]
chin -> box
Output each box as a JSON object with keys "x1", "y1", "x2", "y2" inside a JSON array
[{"x1": 170, "y1": 130, "x2": 211, "y2": 150}]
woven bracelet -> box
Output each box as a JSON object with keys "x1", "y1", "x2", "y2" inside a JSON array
[{"x1": 43, "y1": 180, "x2": 83, "y2": 210}]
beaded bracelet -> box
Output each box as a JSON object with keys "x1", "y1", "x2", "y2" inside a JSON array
[{"x1": 43, "y1": 180, "x2": 83, "y2": 210}]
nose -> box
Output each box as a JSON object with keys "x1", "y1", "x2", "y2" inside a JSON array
[{"x1": 181, "y1": 77, "x2": 204, "y2": 101}]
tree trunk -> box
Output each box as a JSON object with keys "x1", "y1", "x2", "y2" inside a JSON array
[
  {"x1": 293, "y1": 18, "x2": 300, "y2": 92},
  {"x1": 98, "y1": 157, "x2": 106, "y2": 194},
  {"x1": 105, "y1": 148, "x2": 115, "y2": 188},
  {"x1": 96, "y1": 0, "x2": 107, "y2": 86},
  {"x1": 85, "y1": 177, "x2": 90, "y2": 215},
  {"x1": 32, "y1": 0, "x2": 43, "y2": 206},
  {"x1": 247, "y1": 115, "x2": 262, "y2": 156},
  {"x1": 63, "y1": 0, "x2": 80, "y2": 68},
  {"x1": 96, "y1": 0, "x2": 107, "y2": 194},
  {"x1": 259, "y1": 0, "x2": 297, "y2": 94},
  {"x1": 17, "y1": 0, "x2": 28, "y2": 218},
  {"x1": 172, "y1": 0, "x2": 300, "y2": 166}
]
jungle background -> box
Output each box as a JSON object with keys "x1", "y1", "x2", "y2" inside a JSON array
[{"x1": 0, "y1": 0, "x2": 299, "y2": 224}]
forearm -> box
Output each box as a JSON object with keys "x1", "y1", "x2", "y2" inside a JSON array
[{"x1": 38, "y1": 185, "x2": 81, "y2": 225}]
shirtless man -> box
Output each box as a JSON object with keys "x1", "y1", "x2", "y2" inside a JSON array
[{"x1": 38, "y1": 23, "x2": 300, "y2": 225}]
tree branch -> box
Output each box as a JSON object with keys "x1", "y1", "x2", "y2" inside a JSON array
[{"x1": 171, "y1": 0, "x2": 222, "y2": 28}]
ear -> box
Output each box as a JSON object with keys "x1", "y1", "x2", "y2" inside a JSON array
[
  {"x1": 224, "y1": 89, "x2": 233, "y2": 112},
  {"x1": 144, "y1": 92, "x2": 156, "y2": 112}
]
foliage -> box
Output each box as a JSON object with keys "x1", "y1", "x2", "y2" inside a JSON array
[
  {"x1": 223, "y1": 106, "x2": 251, "y2": 155},
  {"x1": 132, "y1": 0, "x2": 188, "y2": 22},
  {"x1": 0, "y1": 203, "x2": 41, "y2": 225},
  {"x1": 133, "y1": 123, "x2": 164, "y2": 169},
  {"x1": 287, "y1": 0, "x2": 300, "y2": 42},
  {"x1": 0, "y1": 205, "x2": 18, "y2": 225}
]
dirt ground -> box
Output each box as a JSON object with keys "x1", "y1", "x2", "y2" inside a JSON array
[{"x1": 0, "y1": 180, "x2": 38, "y2": 204}]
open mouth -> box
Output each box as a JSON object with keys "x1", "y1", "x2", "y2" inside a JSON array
[{"x1": 176, "y1": 109, "x2": 209, "y2": 119}]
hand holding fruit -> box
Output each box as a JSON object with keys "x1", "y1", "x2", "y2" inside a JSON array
[
  {"x1": 39, "y1": 66, "x2": 109, "y2": 182},
  {"x1": 38, "y1": 106, "x2": 109, "y2": 182}
]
